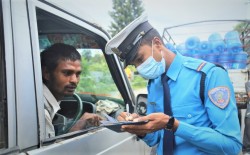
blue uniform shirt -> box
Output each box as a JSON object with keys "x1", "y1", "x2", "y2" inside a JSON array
[{"x1": 142, "y1": 53, "x2": 242, "y2": 155}]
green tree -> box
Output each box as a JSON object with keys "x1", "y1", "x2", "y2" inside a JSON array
[
  {"x1": 82, "y1": 49, "x2": 92, "y2": 61},
  {"x1": 234, "y1": 22, "x2": 249, "y2": 33},
  {"x1": 234, "y1": 22, "x2": 250, "y2": 53},
  {"x1": 108, "y1": 0, "x2": 144, "y2": 37},
  {"x1": 76, "y1": 52, "x2": 118, "y2": 95}
]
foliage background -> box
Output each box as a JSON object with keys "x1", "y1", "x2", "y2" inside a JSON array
[{"x1": 108, "y1": 0, "x2": 144, "y2": 37}]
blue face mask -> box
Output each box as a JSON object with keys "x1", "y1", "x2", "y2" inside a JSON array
[{"x1": 136, "y1": 41, "x2": 166, "y2": 79}]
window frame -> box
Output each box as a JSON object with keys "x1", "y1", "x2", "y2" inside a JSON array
[
  {"x1": 27, "y1": 0, "x2": 136, "y2": 143},
  {"x1": 2, "y1": 0, "x2": 17, "y2": 151},
  {"x1": 0, "y1": 0, "x2": 7, "y2": 150}
]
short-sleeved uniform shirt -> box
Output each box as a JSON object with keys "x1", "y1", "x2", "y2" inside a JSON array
[{"x1": 142, "y1": 53, "x2": 242, "y2": 155}]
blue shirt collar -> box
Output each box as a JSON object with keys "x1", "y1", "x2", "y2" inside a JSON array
[{"x1": 166, "y1": 53, "x2": 184, "y2": 81}]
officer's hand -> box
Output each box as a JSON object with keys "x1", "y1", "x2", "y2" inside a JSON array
[
  {"x1": 117, "y1": 112, "x2": 139, "y2": 121},
  {"x1": 121, "y1": 113, "x2": 176, "y2": 136},
  {"x1": 69, "y1": 113, "x2": 103, "y2": 132}
]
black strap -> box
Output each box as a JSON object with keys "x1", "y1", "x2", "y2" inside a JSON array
[
  {"x1": 200, "y1": 72, "x2": 206, "y2": 105},
  {"x1": 199, "y1": 63, "x2": 226, "y2": 105}
]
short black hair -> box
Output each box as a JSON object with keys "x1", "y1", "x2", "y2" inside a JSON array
[
  {"x1": 140, "y1": 28, "x2": 163, "y2": 46},
  {"x1": 40, "y1": 43, "x2": 81, "y2": 72}
]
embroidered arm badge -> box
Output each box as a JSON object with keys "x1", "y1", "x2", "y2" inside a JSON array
[{"x1": 208, "y1": 86, "x2": 230, "y2": 109}]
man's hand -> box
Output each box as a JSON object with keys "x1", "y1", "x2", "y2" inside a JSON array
[
  {"x1": 69, "y1": 112, "x2": 103, "y2": 132},
  {"x1": 121, "y1": 113, "x2": 179, "y2": 137},
  {"x1": 117, "y1": 112, "x2": 140, "y2": 121}
]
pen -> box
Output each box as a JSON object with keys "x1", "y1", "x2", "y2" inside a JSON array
[{"x1": 126, "y1": 103, "x2": 130, "y2": 117}]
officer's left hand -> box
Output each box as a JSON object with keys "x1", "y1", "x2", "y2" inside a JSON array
[
  {"x1": 121, "y1": 113, "x2": 175, "y2": 136},
  {"x1": 117, "y1": 112, "x2": 139, "y2": 121}
]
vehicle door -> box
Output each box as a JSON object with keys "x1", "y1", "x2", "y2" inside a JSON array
[{"x1": 25, "y1": 0, "x2": 150, "y2": 154}]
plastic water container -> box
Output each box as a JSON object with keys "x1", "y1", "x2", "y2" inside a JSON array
[
  {"x1": 199, "y1": 41, "x2": 211, "y2": 54},
  {"x1": 185, "y1": 36, "x2": 200, "y2": 54},
  {"x1": 176, "y1": 43, "x2": 189, "y2": 55},
  {"x1": 219, "y1": 53, "x2": 232, "y2": 62},
  {"x1": 165, "y1": 43, "x2": 176, "y2": 53},
  {"x1": 190, "y1": 53, "x2": 203, "y2": 60},
  {"x1": 224, "y1": 31, "x2": 243, "y2": 53},
  {"x1": 208, "y1": 33, "x2": 226, "y2": 53},
  {"x1": 234, "y1": 51, "x2": 248, "y2": 61},
  {"x1": 232, "y1": 52, "x2": 248, "y2": 69},
  {"x1": 204, "y1": 54, "x2": 218, "y2": 63},
  {"x1": 232, "y1": 61, "x2": 247, "y2": 69},
  {"x1": 219, "y1": 61, "x2": 233, "y2": 69},
  {"x1": 217, "y1": 53, "x2": 233, "y2": 69}
]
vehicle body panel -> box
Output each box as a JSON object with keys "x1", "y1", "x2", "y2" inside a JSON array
[{"x1": 0, "y1": 0, "x2": 151, "y2": 154}]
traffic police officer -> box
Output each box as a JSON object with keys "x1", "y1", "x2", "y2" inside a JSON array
[{"x1": 105, "y1": 15, "x2": 242, "y2": 155}]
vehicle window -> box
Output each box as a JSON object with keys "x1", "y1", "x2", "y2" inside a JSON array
[
  {"x1": 125, "y1": 65, "x2": 148, "y2": 96},
  {"x1": 0, "y1": 0, "x2": 8, "y2": 149},
  {"x1": 37, "y1": 8, "x2": 123, "y2": 100},
  {"x1": 36, "y1": 8, "x2": 123, "y2": 138}
]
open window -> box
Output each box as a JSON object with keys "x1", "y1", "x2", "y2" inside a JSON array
[{"x1": 36, "y1": 8, "x2": 124, "y2": 138}]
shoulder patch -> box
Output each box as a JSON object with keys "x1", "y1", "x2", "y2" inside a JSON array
[
  {"x1": 208, "y1": 87, "x2": 230, "y2": 109},
  {"x1": 183, "y1": 58, "x2": 204, "y2": 71},
  {"x1": 183, "y1": 57, "x2": 215, "y2": 74}
]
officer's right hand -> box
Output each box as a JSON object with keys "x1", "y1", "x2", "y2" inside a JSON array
[{"x1": 117, "y1": 112, "x2": 140, "y2": 121}]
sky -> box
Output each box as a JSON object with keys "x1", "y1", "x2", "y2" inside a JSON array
[{"x1": 47, "y1": 0, "x2": 249, "y2": 44}]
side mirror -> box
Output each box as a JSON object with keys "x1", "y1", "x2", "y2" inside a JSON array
[{"x1": 136, "y1": 94, "x2": 147, "y2": 116}]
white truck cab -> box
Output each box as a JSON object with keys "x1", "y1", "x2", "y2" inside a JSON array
[{"x1": 0, "y1": 0, "x2": 150, "y2": 154}]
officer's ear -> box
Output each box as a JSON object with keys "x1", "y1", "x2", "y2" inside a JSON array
[{"x1": 152, "y1": 37, "x2": 163, "y2": 51}]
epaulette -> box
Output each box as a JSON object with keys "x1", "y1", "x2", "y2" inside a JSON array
[{"x1": 195, "y1": 62, "x2": 226, "y2": 105}]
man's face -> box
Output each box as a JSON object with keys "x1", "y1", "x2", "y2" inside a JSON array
[
  {"x1": 130, "y1": 44, "x2": 152, "y2": 67},
  {"x1": 44, "y1": 59, "x2": 82, "y2": 100},
  {"x1": 130, "y1": 43, "x2": 162, "y2": 67}
]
